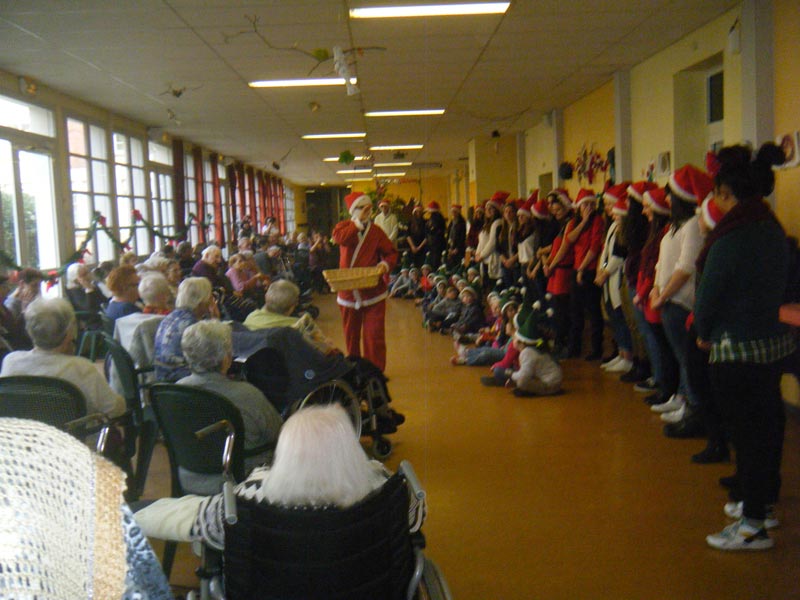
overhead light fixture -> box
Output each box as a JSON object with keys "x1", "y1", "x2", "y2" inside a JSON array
[
  {"x1": 373, "y1": 162, "x2": 412, "y2": 167},
  {"x1": 303, "y1": 132, "x2": 366, "y2": 140},
  {"x1": 350, "y1": 3, "x2": 510, "y2": 18},
  {"x1": 365, "y1": 109, "x2": 445, "y2": 117},
  {"x1": 345, "y1": 177, "x2": 374, "y2": 182},
  {"x1": 370, "y1": 144, "x2": 423, "y2": 151},
  {"x1": 249, "y1": 77, "x2": 357, "y2": 88},
  {"x1": 324, "y1": 156, "x2": 369, "y2": 162},
  {"x1": 375, "y1": 172, "x2": 406, "y2": 177},
  {"x1": 337, "y1": 168, "x2": 373, "y2": 174}
]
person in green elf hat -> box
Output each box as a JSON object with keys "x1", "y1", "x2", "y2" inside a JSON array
[{"x1": 506, "y1": 303, "x2": 563, "y2": 396}]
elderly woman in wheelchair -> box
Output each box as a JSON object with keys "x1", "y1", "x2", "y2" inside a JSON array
[{"x1": 135, "y1": 404, "x2": 449, "y2": 599}]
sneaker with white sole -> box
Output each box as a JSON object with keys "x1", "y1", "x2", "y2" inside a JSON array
[
  {"x1": 651, "y1": 394, "x2": 684, "y2": 413},
  {"x1": 601, "y1": 356, "x2": 623, "y2": 370},
  {"x1": 724, "y1": 501, "x2": 779, "y2": 529},
  {"x1": 660, "y1": 404, "x2": 686, "y2": 423},
  {"x1": 706, "y1": 519, "x2": 773, "y2": 551},
  {"x1": 634, "y1": 377, "x2": 658, "y2": 393},
  {"x1": 607, "y1": 358, "x2": 633, "y2": 373}
]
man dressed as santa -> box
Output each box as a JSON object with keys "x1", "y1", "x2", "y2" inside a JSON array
[{"x1": 332, "y1": 192, "x2": 398, "y2": 371}]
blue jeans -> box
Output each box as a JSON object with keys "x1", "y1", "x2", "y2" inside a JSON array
[
  {"x1": 605, "y1": 301, "x2": 632, "y2": 353},
  {"x1": 661, "y1": 301, "x2": 696, "y2": 407},
  {"x1": 629, "y1": 284, "x2": 662, "y2": 386},
  {"x1": 464, "y1": 346, "x2": 506, "y2": 366}
]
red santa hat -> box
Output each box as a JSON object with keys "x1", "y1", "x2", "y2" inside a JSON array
[
  {"x1": 532, "y1": 198, "x2": 550, "y2": 219},
  {"x1": 450, "y1": 204, "x2": 462, "y2": 212},
  {"x1": 669, "y1": 164, "x2": 714, "y2": 205},
  {"x1": 547, "y1": 188, "x2": 573, "y2": 210},
  {"x1": 345, "y1": 192, "x2": 372, "y2": 216},
  {"x1": 575, "y1": 188, "x2": 597, "y2": 208},
  {"x1": 603, "y1": 182, "x2": 630, "y2": 205},
  {"x1": 627, "y1": 181, "x2": 659, "y2": 204},
  {"x1": 517, "y1": 199, "x2": 533, "y2": 217},
  {"x1": 643, "y1": 188, "x2": 670, "y2": 216},
  {"x1": 378, "y1": 198, "x2": 390, "y2": 208},
  {"x1": 700, "y1": 195, "x2": 724, "y2": 230},
  {"x1": 612, "y1": 197, "x2": 629, "y2": 216},
  {"x1": 486, "y1": 190, "x2": 510, "y2": 213},
  {"x1": 527, "y1": 189, "x2": 539, "y2": 204},
  {"x1": 425, "y1": 201, "x2": 441, "y2": 212}
]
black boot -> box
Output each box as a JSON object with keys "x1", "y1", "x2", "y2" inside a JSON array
[
  {"x1": 691, "y1": 442, "x2": 730, "y2": 464},
  {"x1": 663, "y1": 410, "x2": 706, "y2": 438}
]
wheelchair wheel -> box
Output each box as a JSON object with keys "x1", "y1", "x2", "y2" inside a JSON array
[
  {"x1": 298, "y1": 379, "x2": 361, "y2": 438},
  {"x1": 371, "y1": 436, "x2": 392, "y2": 460}
]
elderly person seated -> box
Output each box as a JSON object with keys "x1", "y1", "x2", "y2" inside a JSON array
[
  {"x1": 191, "y1": 245, "x2": 230, "y2": 291},
  {"x1": 153, "y1": 277, "x2": 219, "y2": 382},
  {"x1": 177, "y1": 320, "x2": 282, "y2": 490},
  {"x1": 243, "y1": 279, "x2": 333, "y2": 354},
  {"x1": 226, "y1": 252, "x2": 269, "y2": 295},
  {"x1": 0, "y1": 297, "x2": 125, "y2": 418},
  {"x1": 4, "y1": 267, "x2": 43, "y2": 320},
  {"x1": 65, "y1": 262, "x2": 108, "y2": 314},
  {"x1": 114, "y1": 274, "x2": 172, "y2": 368},
  {"x1": 0, "y1": 273, "x2": 31, "y2": 352},
  {"x1": 135, "y1": 404, "x2": 388, "y2": 551},
  {"x1": 104, "y1": 265, "x2": 142, "y2": 324}
]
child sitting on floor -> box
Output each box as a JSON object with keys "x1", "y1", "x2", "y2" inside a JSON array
[
  {"x1": 389, "y1": 267, "x2": 412, "y2": 298},
  {"x1": 427, "y1": 286, "x2": 461, "y2": 332},
  {"x1": 451, "y1": 285, "x2": 486, "y2": 337}
]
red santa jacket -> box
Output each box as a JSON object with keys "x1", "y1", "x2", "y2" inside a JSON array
[{"x1": 332, "y1": 219, "x2": 398, "y2": 309}]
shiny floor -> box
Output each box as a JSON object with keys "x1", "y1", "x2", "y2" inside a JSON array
[{"x1": 145, "y1": 293, "x2": 800, "y2": 600}]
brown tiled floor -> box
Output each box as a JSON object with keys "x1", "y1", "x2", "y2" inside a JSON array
[{"x1": 144, "y1": 293, "x2": 800, "y2": 599}]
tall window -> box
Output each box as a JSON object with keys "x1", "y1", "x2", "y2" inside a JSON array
[
  {"x1": 184, "y1": 152, "x2": 199, "y2": 245},
  {"x1": 148, "y1": 142, "x2": 175, "y2": 243},
  {"x1": 283, "y1": 184, "x2": 295, "y2": 233},
  {"x1": 113, "y1": 131, "x2": 149, "y2": 256}
]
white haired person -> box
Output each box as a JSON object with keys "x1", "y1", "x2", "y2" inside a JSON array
[
  {"x1": 65, "y1": 262, "x2": 108, "y2": 314},
  {"x1": 0, "y1": 419, "x2": 173, "y2": 599},
  {"x1": 113, "y1": 274, "x2": 172, "y2": 370},
  {"x1": 153, "y1": 277, "x2": 219, "y2": 382},
  {"x1": 332, "y1": 192, "x2": 398, "y2": 372},
  {"x1": 0, "y1": 297, "x2": 125, "y2": 418},
  {"x1": 135, "y1": 404, "x2": 389, "y2": 551},
  {"x1": 177, "y1": 320, "x2": 282, "y2": 492}
]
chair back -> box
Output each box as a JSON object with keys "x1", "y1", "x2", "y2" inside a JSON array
[
  {"x1": 149, "y1": 383, "x2": 246, "y2": 497},
  {"x1": 0, "y1": 375, "x2": 87, "y2": 428},
  {"x1": 224, "y1": 472, "x2": 415, "y2": 600},
  {"x1": 243, "y1": 346, "x2": 291, "y2": 413}
]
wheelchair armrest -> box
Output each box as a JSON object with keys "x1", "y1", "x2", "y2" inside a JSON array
[
  {"x1": 65, "y1": 410, "x2": 133, "y2": 453},
  {"x1": 399, "y1": 460, "x2": 427, "y2": 532}
]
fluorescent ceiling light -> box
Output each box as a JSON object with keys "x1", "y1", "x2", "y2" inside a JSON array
[
  {"x1": 373, "y1": 162, "x2": 412, "y2": 167},
  {"x1": 370, "y1": 144, "x2": 423, "y2": 151},
  {"x1": 365, "y1": 109, "x2": 445, "y2": 117},
  {"x1": 249, "y1": 77, "x2": 357, "y2": 88},
  {"x1": 303, "y1": 132, "x2": 366, "y2": 140},
  {"x1": 345, "y1": 177, "x2": 374, "y2": 182},
  {"x1": 350, "y1": 3, "x2": 509, "y2": 18},
  {"x1": 337, "y1": 168, "x2": 373, "y2": 174},
  {"x1": 375, "y1": 172, "x2": 406, "y2": 177},
  {"x1": 324, "y1": 156, "x2": 369, "y2": 162}
]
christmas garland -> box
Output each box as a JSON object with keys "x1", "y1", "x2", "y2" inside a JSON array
[{"x1": 0, "y1": 210, "x2": 210, "y2": 287}]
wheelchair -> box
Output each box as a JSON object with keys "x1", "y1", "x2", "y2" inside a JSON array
[
  {"x1": 234, "y1": 326, "x2": 398, "y2": 459},
  {"x1": 185, "y1": 418, "x2": 450, "y2": 600}
]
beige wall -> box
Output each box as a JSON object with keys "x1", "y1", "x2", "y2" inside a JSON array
[
  {"x1": 524, "y1": 117, "x2": 556, "y2": 196},
  {"x1": 469, "y1": 134, "x2": 519, "y2": 202},
  {"x1": 630, "y1": 7, "x2": 742, "y2": 185},
  {"x1": 349, "y1": 175, "x2": 450, "y2": 209},
  {"x1": 774, "y1": 0, "x2": 800, "y2": 240},
  {"x1": 561, "y1": 81, "x2": 615, "y2": 197}
]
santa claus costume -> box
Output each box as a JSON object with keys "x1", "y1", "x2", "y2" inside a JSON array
[{"x1": 332, "y1": 192, "x2": 398, "y2": 371}]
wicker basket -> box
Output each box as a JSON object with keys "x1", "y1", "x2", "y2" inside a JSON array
[{"x1": 323, "y1": 266, "x2": 383, "y2": 291}]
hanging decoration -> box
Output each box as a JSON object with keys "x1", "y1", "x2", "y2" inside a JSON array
[{"x1": 574, "y1": 144, "x2": 610, "y2": 185}]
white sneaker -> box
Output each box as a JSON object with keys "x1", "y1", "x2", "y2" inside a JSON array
[
  {"x1": 650, "y1": 394, "x2": 684, "y2": 414},
  {"x1": 606, "y1": 358, "x2": 633, "y2": 373},
  {"x1": 724, "y1": 501, "x2": 779, "y2": 529},
  {"x1": 601, "y1": 356, "x2": 623, "y2": 370},
  {"x1": 660, "y1": 404, "x2": 686, "y2": 423},
  {"x1": 706, "y1": 519, "x2": 773, "y2": 551}
]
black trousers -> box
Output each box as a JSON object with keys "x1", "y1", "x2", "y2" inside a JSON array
[
  {"x1": 568, "y1": 271, "x2": 603, "y2": 356},
  {"x1": 685, "y1": 324, "x2": 725, "y2": 445},
  {"x1": 551, "y1": 293, "x2": 571, "y2": 352},
  {"x1": 710, "y1": 361, "x2": 785, "y2": 519}
]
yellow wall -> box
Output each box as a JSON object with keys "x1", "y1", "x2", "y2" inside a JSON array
[
  {"x1": 469, "y1": 134, "x2": 519, "y2": 202},
  {"x1": 774, "y1": 0, "x2": 800, "y2": 240},
  {"x1": 524, "y1": 117, "x2": 556, "y2": 196},
  {"x1": 561, "y1": 81, "x2": 615, "y2": 197},
  {"x1": 349, "y1": 174, "x2": 451, "y2": 209},
  {"x1": 630, "y1": 7, "x2": 741, "y2": 185},
  {"x1": 289, "y1": 184, "x2": 307, "y2": 231}
]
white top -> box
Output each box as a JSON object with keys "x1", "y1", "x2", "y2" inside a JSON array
[
  {"x1": 654, "y1": 215, "x2": 703, "y2": 311},
  {"x1": 511, "y1": 346, "x2": 563, "y2": 388},
  {"x1": 476, "y1": 219, "x2": 502, "y2": 278},
  {"x1": 599, "y1": 221, "x2": 625, "y2": 308},
  {"x1": 1, "y1": 348, "x2": 126, "y2": 417},
  {"x1": 374, "y1": 212, "x2": 399, "y2": 245}
]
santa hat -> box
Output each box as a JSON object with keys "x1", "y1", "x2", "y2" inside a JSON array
[
  {"x1": 517, "y1": 199, "x2": 533, "y2": 218},
  {"x1": 527, "y1": 189, "x2": 539, "y2": 204},
  {"x1": 486, "y1": 190, "x2": 510, "y2": 212},
  {"x1": 602, "y1": 183, "x2": 626, "y2": 205},
  {"x1": 425, "y1": 201, "x2": 441, "y2": 212},
  {"x1": 345, "y1": 192, "x2": 372, "y2": 216},
  {"x1": 547, "y1": 188, "x2": 573, "y2": 210},
  {"x1": 643, "y1": 188, "x2": 670, "y2": 216},
  {"x1": 575, "y1": 188, "x2": 597, "y2": 208},
  {"x1": 627, "y1": 181, "x2": 659, "y2": 204},
  {"x1": 612, "y1": 197, "x2": 629, "y2": 216},
  {"x1": 532, "y1": 198, "x2": 549, "y2": 219},
  {"x1": 450, "y1": 204, "x2": 462, "y2": 212},
  {"x1": 669, "y1": 164, "x2": 714, "y2": 205},
  {"x1": 378, "y1": 198, "x2": 390, "y2": 208},
  {"x1": 700, "y1": 196, "x2": 724, "y2": 230}
]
